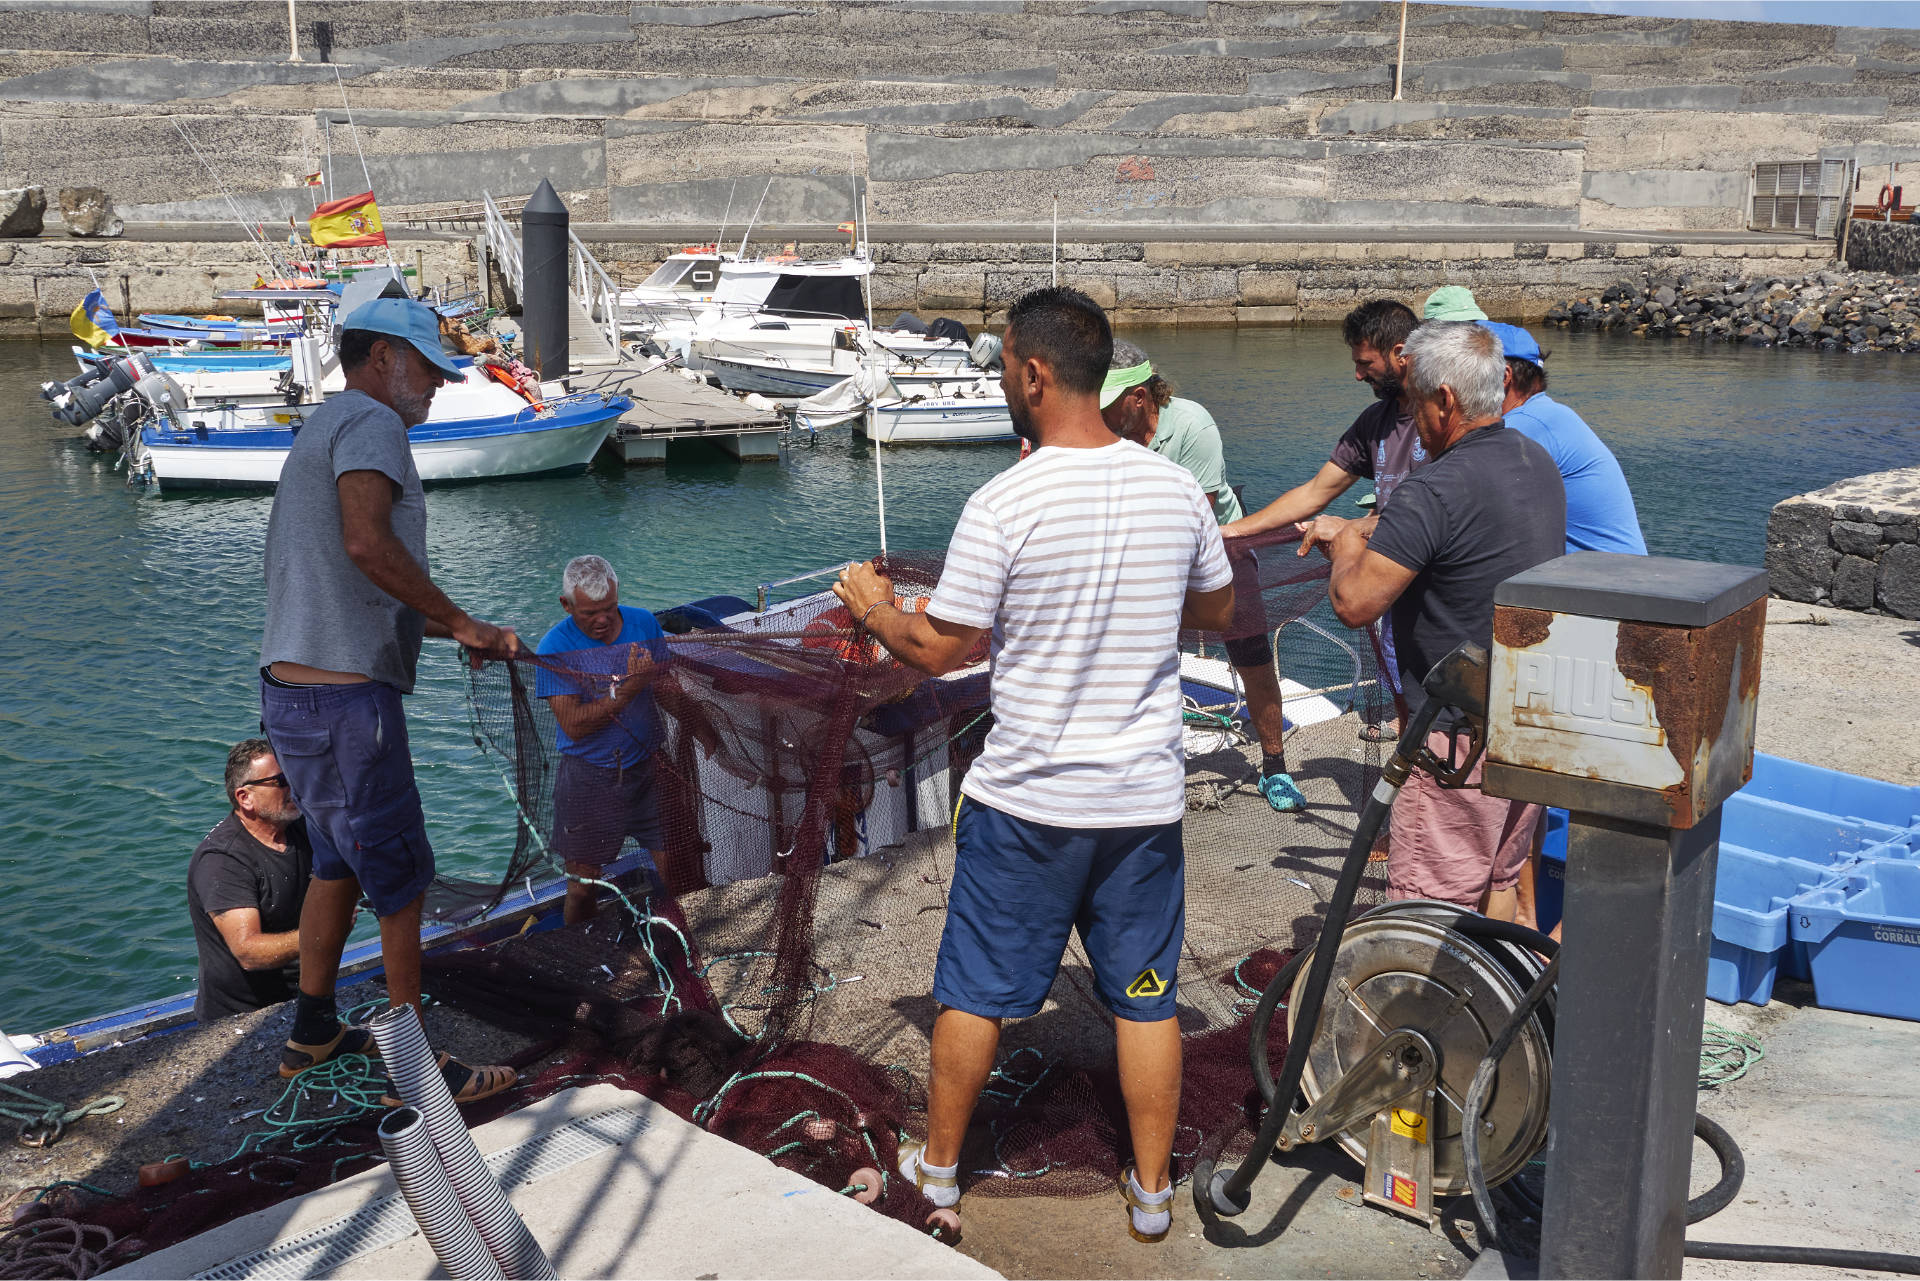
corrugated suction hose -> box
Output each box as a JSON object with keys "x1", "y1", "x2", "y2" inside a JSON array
[
  {"x1": 377, "y1": 1106, "x2": 506, "y2": 1281},
  {"x1": 371, "y1": 1005, "x2": 556, "y2": 1280}
]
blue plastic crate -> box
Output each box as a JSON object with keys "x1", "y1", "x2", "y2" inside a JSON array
[
  {"x1": 1707, "y1": 846, "x2": 1836, "y2": 1006},
  {"x1": 1789, "y1": 860, "x2": 1920, "y2": 1022},
  {"x1": 1741, "y1": 753, "x2": 1920, "y2": 832},
  {"x1": 1720, "y1": 792, "x2": 1905, "y2": 867},
  {"x1": 1536, "y1": 808, "x2": 1569, "y2": 933}
]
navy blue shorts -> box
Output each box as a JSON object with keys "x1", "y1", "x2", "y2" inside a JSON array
[
  {"x1": 260, "y1": 678, "x2": 435, "y2": 918},
  {"x1": 933, "y1": 799, "x2": 1185, "y2": 1022},
  {"x1": 550, "y1": 754, "x2": 665, "y2": 868}
]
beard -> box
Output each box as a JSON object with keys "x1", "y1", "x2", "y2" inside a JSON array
[
  {"x1": 1364, "y1": 370, "x2": 1400, "y2": 402},
  {"x1": 386, "y1": 363, "x2": 435, "y2": 428},
  {"x1": 258, "y1": 797, "x2": 301, "y2": 826},
  {"x1": 1008, "y1": 394, "x2": 1040, "y2": 445}
]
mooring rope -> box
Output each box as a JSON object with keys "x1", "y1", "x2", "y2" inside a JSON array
[{"x1": 0, "y1": 1082, "x2": 123, "y2": 1149}]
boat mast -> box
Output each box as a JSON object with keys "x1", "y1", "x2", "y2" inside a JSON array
[
  {"x1": 332, "y1": 66, "x2": 397, "y2": 270},
  {"x1": 168, "y1": 117, "x2": 284, "y2": 278},
  {"x1": 738, "y1": 178, "x2": 773, "y2": 260},
  {"x1": 715, "y1": 181, "x2": 735, "y2": 258}
]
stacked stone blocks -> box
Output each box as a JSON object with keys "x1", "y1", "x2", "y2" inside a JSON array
[{"x1": 1767, "y1": 467, "x2": 1920, "y2": 620}]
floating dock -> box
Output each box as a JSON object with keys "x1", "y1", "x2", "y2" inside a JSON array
[{"x1": 602, "y1": 366, "x2": 786, "y2": 463}]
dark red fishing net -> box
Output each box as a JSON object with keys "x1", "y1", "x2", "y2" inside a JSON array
[{"x1": 54, "y1": 529, "x2": 1393, "y2": 1263}]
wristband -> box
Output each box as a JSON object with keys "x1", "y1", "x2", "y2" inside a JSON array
[{"x1": 859, "y1": 599, "x2": 891, "y2": 629}]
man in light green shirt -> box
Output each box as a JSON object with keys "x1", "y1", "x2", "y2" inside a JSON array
[{"x1": 1099, "y1": 339, "x2": 1304, "y2": 814}]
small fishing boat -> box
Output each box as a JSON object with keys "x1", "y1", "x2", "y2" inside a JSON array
[
  {"x1": 856, "y1": 389, "x2": 1017, "y2": 444},
  {"x1": 135, "y1": 387, "x2": 631, "y2": 491}
]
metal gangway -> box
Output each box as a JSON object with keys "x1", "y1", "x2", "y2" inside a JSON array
[{"x1": 480, "y1": 190, "x2": 624, "y2": 369}]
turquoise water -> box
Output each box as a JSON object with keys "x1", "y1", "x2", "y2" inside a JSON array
[{"x1": 2, "y1": 328, "x2": 1915, "y2": 1034}]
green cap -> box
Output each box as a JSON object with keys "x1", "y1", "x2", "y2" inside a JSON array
[
  {"x1": 1422, "y1": 286, "x2": 1488, "y2": 322},
  {"x1": 1099, "y1": 359, "x2": 1155, "y2": 409}
]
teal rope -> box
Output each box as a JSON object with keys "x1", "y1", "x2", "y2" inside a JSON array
[
  {"x1": 164, "y1": 1053, "x2": 387, "y2": 1171},
  {"x1": 1700, "y1": 1023, "x2": 1764, "y2": 1088},
  {"x1": 0, "y1": 1080, "x2": 123, "y2": 1139}
]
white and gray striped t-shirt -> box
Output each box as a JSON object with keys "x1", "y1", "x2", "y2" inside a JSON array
[{"x1": 929, "y1": 440, "x2": 1233, "y2": 829}]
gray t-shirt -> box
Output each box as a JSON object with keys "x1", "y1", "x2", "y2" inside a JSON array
[{"x1": 261, "y1": 390, "x2": 429, "y2": 692}]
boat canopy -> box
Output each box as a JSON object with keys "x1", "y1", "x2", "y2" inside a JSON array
[{"x1": 762, "y1": 273, "x2": 865, "y2": 323}]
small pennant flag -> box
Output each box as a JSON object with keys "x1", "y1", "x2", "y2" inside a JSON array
[
  {"x1": 308, "y1": 190, "x2": 386, "y2": 248},
  {"x1": 70, "y1": 288, "x2": 120, "y2": 349},
  {"x1": 837, "y1": 221, "x2": 855, "y2": 233}
]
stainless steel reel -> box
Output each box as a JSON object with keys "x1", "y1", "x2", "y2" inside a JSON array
[{"x1": 1284, "y1": 903, "x2": 1553, "y2": 1221}]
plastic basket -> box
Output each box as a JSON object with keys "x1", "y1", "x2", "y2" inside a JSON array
[
  {"x1": 1708, "y1": 846, "x2": 1839, "y2": 1006},
  {"x1": 1741, "y1": 753, "x2": 1920, "y2": 832},
  {"x1": 1789, "y1": 860, "x2": 1920, "y2": 1022}
]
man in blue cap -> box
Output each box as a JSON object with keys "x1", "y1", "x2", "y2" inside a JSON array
[
  {"x1": 1478, "y1": 321, "x2": 1646, "y2": 556},
  {"x1": 258, "y1": 295, "x2": 518, "y2": 1104}
]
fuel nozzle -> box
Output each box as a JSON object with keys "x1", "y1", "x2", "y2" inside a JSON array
[{"x1": 1383, "y1": 641, "x2": 1491, "y2": 790}]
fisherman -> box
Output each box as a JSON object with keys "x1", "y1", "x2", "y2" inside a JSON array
[
  {"x1": 259, "y1": 295, "x2": 517, "y2": 1103},
  {"x1": 1099, "y1": 337, "x2": 1304, "y2": 814},
  {"x1": 535, "y1": 554, "x2": 694, "y2": 917},
  {"x1": 1303, "y1": 322, "x2": 1564, "y2": 921},
  {"x1": 1222, "y1": 298, "x2": 1424, "y2": 742},
  {"x1": 832, "y1": 286, "x2": 1234, "y2": 1244},
  {"x1": 187, "y1": 739, "x2": 314, "y2": 1022},
  {"x1": 1479, "y1": 321, "x2": 1648, "y2": 555}
]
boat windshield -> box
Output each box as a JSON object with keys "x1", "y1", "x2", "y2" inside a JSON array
[{"x1": 641, "y1": 258, "x2": 695, "y2": 289}]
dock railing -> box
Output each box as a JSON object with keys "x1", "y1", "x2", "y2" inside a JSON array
[
  {"x1": 481, "y1": 190, "x2": 524, "y2": 301},
  {"x1": 570, "y1": 227, "x2": 626, "y2": 360}
]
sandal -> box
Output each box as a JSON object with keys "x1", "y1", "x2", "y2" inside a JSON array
[
  {"x1": 898, "y1": 1138, "x2": 962, "y2": 1241},
  {"x1": 279, "y1": 1023, "x2": 380, "y2": 1079},
  {"x1": 1119, "y1": 1165, "x2": 1174, "y2": 1243},
  {"x1": 381, "y1": 1052, "x2": 518, "y2": 1107}
]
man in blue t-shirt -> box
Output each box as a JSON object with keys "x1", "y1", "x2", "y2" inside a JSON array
[
  {"x1": 1479, "y1": 322, "x2": 1647, "y2": 556},
  {"x1": 536, "y1": 554, "x2": 677, "y2": 922}
]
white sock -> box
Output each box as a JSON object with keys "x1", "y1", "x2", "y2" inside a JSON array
[
  {"x1": 902, "y1": 1147, "x2": 960, "y2": 1208},
  {"x1": 1128, "y1": 1170, "x2": 1172, "y2": 1237}
]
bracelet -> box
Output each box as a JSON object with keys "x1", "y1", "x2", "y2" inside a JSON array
[{"x1": 859, "y1": 599, "x2": 891, "y2": 629}]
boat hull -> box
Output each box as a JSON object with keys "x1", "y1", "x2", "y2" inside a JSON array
[
  {"x1": 858, "y1": 400, "x2": 1016, "y2": 444},
  {"x1": 142, "y1": 401, "x2": 626, "y2": 491}
]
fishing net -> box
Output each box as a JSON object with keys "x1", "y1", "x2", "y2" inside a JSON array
[{"x1": 49, "y1": 528, "x2": 1396, "y2": 1264}]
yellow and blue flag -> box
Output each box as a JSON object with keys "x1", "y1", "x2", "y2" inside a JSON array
[{"x1": 69, "y1": 289, "x2": 120, "y2": 349}]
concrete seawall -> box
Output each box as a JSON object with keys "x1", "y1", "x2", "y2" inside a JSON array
[{"x1": 1767, "y1": 467, "x2": 1920, "y2": 620}]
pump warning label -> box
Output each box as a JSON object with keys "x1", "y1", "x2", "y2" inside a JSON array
[
  {"x1": 1385, "y1": 1174, "x2": 1419, "y2": 1208},
  {"x1": 1390, "y1": 1108, "x2": 1428, "y2": 1144}
]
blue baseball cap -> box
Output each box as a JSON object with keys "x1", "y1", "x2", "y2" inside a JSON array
[
  {"x1": 1477, "y1": 320, "x2": 1544, "y2": 364},
  {"x1": 341, "y1": 297, "x2": 463, "y2": 382}
]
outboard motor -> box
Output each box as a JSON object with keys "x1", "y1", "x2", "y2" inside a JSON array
[
  {"x1": 130, "y1": 368, "x2": 189, "y2": 421},
  {"x1": 967, "y1": 332, "x2": 1004, "y2": 371},
  {"x1": 43, "y1": 353, "x2": 154, "y2": 427}
]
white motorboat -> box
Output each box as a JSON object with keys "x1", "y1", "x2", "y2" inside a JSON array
[
  {"x1": 613, "y1": 244, "x2": 734, "y2": 333},
  {"x1": 858, "y1": 383, "x2": 1016, "y2": 444}
]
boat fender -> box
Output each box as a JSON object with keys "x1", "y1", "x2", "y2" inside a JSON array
[
  {"x1": 138, "y1": 1157, "x2": 190, "y2": 1187},
  {"x1": 740, "y1": 393, "x2": 776, "y2": 413}
]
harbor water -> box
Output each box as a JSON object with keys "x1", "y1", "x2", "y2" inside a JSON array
[{"x1": 2, "y1": 327, "x2": 1915, "y2": 1033}]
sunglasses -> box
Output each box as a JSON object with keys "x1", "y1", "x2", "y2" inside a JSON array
[{"x1": 241, "y1": 773, "x2": 289, "y2": 790}]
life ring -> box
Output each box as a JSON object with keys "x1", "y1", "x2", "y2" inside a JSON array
[
  {"x1": 483, "y1": 362, "x2": 544, "y2": 409},
  {"x1": 1878, "y1": 183, "x2": 1896, "y2": 212},
  {"x1": 681, "y1": 243, "x2": 717, "y2": 255},
  {"x1": 798, "y1": 596, "x2": 929, "y2": 665}
]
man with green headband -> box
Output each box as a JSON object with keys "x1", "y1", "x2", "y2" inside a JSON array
[{"x1": 1100, "y1": 339, "x2": 1306, "y2": 815}]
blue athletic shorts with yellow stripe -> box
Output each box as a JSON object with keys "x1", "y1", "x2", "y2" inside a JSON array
[{"x1": 933, "y1": 798, "x2": 1185, "y2": 1022}]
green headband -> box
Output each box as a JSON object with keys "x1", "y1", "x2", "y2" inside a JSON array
[{"x1": 1099, "y1": 359, "x2": 1155, "y2": 409}]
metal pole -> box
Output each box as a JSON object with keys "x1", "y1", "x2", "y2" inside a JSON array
[
  {"x1": 1538, "y1": 812, "x2": 1722, "y2": 1279},
  {"x1": 521, "y1": 179, "x2": 571, "y2": 379},
  {"x1": 1393, "y1": 0, "x2": 1408, "y2": 101},
  {"x1": 286, "y1": 0, "x2": 302, "y2": 61}
]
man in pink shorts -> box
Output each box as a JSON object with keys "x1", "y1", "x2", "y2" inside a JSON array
[{"x1": 1300, "y1": 321, "x2": 1567, "y2": 920}]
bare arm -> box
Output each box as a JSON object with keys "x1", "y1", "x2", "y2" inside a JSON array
[
  {"x1": 832, "y1": 563, "x2": 987, "y2": 677},
  {"x1": 1322, "y1": 522, "x2": 1418, "y2": 629},
  {"x1": 210, "y1": 908, "x2": 301, "y2": 972},
  {"x1": 1181, "y1": 582, "x2": 1236, "y2": 633},
  {"x1": 337, "y1": 470, "x2": 517, "y2": 656},
  {"x1": 1221, "y1": 461, "x2": 1360, "y2": 539},
  {"x1": 546, "y1": 645, "x2": 660, "y2": 741}
]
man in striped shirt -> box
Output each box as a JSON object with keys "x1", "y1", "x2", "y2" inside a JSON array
[{"x1": 834, "y1": 286, "x2": 1235, "y2": 1243}]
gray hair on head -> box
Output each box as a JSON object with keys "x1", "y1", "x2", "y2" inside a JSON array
[
  {"x1": 1402, "y1": 321, "x2": 1506, "y2": 421},
  {"x1": 562, "y1": 554, "x2": 618, "y2": 603},
  {"x1": 1109, "y1": 337, "x2": 1151, "y2": 370}
]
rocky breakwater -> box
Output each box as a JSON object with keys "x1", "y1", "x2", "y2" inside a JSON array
[
  {"x1": 1544, "y1": 268, "x2": 1920, "y2": 354},
  {"x1": 1767, "y1": 467, "x2": 1920, "y2": 620}
]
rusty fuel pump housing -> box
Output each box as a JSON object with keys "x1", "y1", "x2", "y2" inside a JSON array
[{"x1": 1483, "y1": 552, "x2": 1769, "y2": 829}]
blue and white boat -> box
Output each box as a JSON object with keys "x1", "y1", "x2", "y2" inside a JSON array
[{"x1": 132, "y1": 362, "x2": 633, "y2": 491}]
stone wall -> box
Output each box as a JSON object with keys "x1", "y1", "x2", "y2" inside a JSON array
[
  {"x1": 1766, "y1": 467, "x2": 1920, "y2": 620},
  {"x1": 0, "y1": 1, "x2": 1913, "y2": 235},
  {"x1": 1846, "y1": 219, "x2": 1920, "y2": 277}
]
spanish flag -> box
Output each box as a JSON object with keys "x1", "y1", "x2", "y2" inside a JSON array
[
  {"x1": 308, "y1": 190, "x2": 386, "y2": 248},
  {"x1": 837, "y1": 221, "x2": 855, "y2": 233},
  {"x1": 70, "y1": 289, "x2": 120, "y2": 349},
  {"x1": 304, "y1": 172, "x2": 323, "y2": 187}
]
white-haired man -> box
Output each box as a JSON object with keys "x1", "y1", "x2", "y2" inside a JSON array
[
  {"x1": 535, "y1": 555, "x2": 692, "y2": 921},
  {"x1": 1301, "y1": 322, "x2": 1565, "y2": 921}
]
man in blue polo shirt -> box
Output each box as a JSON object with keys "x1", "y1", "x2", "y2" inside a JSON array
[
  {"x1": 536, "y1": 554, "x2": 675, "y2": 922},
  {"x1": 1479, "y1": 322, "x2": 1647, "y2": 556}
]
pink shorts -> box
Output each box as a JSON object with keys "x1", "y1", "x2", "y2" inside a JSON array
[{"x1": 1388, "y1": 729, "x2": 1543, "y2": 909}]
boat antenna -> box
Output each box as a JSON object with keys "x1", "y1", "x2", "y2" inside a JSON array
[
  {"x1": 715, "y1": 181, "x2": 735, "y2": 257},
  {"x1": 321, "y1": 115, "x2": 334, "y2": 203},
  {"x1": 872, "y1": 422, "x2": 889, "y2": 558},
  {"x1": 1051, "y1": 195, "x2": 1059, "y2": 286},
  {"x1": 738, "y1": 178, "x2": 773, "y2": 260},
  {"x1": 168, "y1": 117, "x2": 283, "y2": 277}
]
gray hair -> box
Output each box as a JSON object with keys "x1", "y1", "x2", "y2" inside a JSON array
[
  {"x1": 1109, "y1": 337, "x2": 1151, "y2": 369},
  {"x1": 562, "y1": 554, "x2": 618, "y2": 603},
  {"x1": 1402, "y1": 321, "x2": 1506, "y2": 421}
]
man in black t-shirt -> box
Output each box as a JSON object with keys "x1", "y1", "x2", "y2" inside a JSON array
[
  {"x1": 1223, "y1": 298, "x2": 1426, "y2": 738},
  {"x1": 1302, "y1": 322, "x2": 1565, "y2": 922},
  {"x1": 187, "y1": 738, "x2": 314, "y2": 1022}
]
